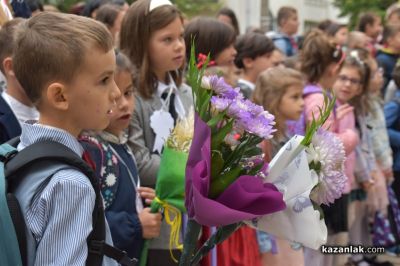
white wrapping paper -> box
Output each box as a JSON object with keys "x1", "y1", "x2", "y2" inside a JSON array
[{"x1": 246, "y1": 135, "x2": 327, "y2": 249}]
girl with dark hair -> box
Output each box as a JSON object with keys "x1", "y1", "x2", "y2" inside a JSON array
[
  {"x1": 234, "y1": 32, "x2": 276, "y2": 98},
  {"x1": 217, "y1": 7, "x2": 240, "y2": 35},
  {"x1": 184, "y1": 17, "x2": 237, "y2": 68},
  {"x1": 326, "y1": 23, "x2": 349, "y2": 47}
]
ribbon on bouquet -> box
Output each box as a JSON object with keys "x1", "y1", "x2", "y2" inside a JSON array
[{"x1": 153, "y1": 197, "x2": 183, "y2": 262}]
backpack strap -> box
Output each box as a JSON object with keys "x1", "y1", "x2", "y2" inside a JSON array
[
  {"x1": 5, "y1": 140, "x2": 137, "y2": 266},
  {"x1": 0, "y1": 143, "x2": 24, "y2": 266}
]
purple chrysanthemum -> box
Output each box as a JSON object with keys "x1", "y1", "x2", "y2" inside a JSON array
[
  {"x1": 210, "y1": 96, "x2": 232, "y2": 111},
  {"x1": 206, "y1": 76, "x2": 275, "y2": 139},
  {"x1": 306, "y1": 129, "x2": 347, "y2": 205},
  {"x1": 202, "y1": 75, "x2": 242, "y2": 99},
  {"x1": 226, "y1": 99, "x2": 276, "y2": 139}
]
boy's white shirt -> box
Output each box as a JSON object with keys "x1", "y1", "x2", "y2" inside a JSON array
[
  {"x1": 2, "y1": 91, "x2": 39, "y2": 124},
  {"x1": 237, "y1": 78, "x2": 255, "y2": 91}
]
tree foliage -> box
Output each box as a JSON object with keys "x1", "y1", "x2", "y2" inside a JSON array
[
  {"x1": 172, "y1": 0, "x2": 222, "y2": 18},
  {"x1": 44, "y1": 0, "x2": 221, "y2": 17},
  {"x1": 333, "y1": 0, "x2": 397, "y2": 29}
]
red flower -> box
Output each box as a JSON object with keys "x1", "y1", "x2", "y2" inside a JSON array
[{"x1": 197, "y1": 53, "x2": 216, "y2": 69}]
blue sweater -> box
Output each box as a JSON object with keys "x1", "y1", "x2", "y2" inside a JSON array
[
  {"x1": 0, "y1": 95, "x2": 21, "y2": 143},
  {"x1": 384, "y1": 90, "x2": 400, "y2": 171},
  {"x1": 81, "y1": 137, "x2": 144, "y2": 261},
  {"x1": 376, "y1": 49, "x2": 399, "y2": 96}
]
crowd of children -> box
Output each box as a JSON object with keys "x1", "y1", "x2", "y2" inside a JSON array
[{"x1": 3, "y1": 0, "x2": 400, "y2": 265}]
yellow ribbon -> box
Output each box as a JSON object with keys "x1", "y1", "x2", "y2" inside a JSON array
[{"x1": 154, "y1": 197, "x2": 183, "y2": 262}]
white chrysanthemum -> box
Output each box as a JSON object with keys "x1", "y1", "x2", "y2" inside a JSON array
[
  {"x1": 201, "y1": 76, "x2": 212, "y2": 90},
  {"x1": 105, "y1": 173, "x2": 117, "y2": 186},
  {"x1": 166, "y1": 108, "x2": 194, "y2": 152},
  {"x1": 306, "y1": 129, "x2": 347, "y2": 205}
]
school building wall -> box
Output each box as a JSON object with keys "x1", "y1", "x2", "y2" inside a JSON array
[{"x1": 221, "y1": 0, "x2": 348, "y2": 35}]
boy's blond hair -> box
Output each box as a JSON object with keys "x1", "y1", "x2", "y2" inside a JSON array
[{"x1": 12, "y1": 12, "x2": 113, "y2": 106}]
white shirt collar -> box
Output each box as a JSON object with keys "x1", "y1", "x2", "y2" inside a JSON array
[
  {"x1": 238, "y1": 79, "x2": 255, "y2": 91},
  {"x1": 155, "y1": 75, "x2": 186, "y2": 119},
  {"x1": 2, "y1": 91, "x2": 39, "y2": 124}
]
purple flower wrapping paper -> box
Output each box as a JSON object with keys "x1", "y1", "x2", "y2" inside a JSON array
[{"x1": 185, "y1": 113, "x2": 286, "y2": 226}]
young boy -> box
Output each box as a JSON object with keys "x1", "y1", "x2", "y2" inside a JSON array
[
  {"x1": 0, "y1": 18, "x2": 39, "y2": 124},
  {"x1": 357, "y1": 12, "x2": 383, "y2": 56},
  {"x1": 0, "y1": 18, "x2": 27, "y2": 143},
  {"x1": 12, "y1": 12, "x2": 121, "y2": 265},
  {"x1": 376, "y1": 24, "x2": 400, "y2": 95},
  {"x1": 267, "y1": 6, "x2": 299, "y2": 57},
  {"x1": 234, "y1": 32, "x2": 276, "y2": 98}
]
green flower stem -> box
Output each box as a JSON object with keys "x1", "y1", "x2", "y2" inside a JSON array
[
  {"x1": 190, "y1": 222, "x2": 243, "y2": 265},
  {"x1": 208, "y1": 166, "x2": 242, "y2": 198},
  {"x1": 223, "y1": 134, "x2": 261, "y2": 168},
  {"x1": 179, "y1": 219, "x2": 202, "y2": 266},
  {"x1": 139, "y1": 202, "x2": 161, "y2": 266}
]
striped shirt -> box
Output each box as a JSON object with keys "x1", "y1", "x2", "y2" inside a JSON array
[{"x1": 17, "y1": 122, "x2": 117, "y2": 266}]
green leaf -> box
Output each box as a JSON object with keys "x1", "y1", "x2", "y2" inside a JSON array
[
  {"x1": 301, "y1": 91, "x2": 336, "y2": 147},
  {"x1": 211, "y1": 120, "x2": 234, "y2": 150},
  {"x1": 241, "y1": 146, "x2": 262, "y2": 158},
  {"x1": 200, "y1": 90, "x2": 213, "y2": 119},
  {"x1": 207, "y1": 111, "x2": 225, "y2": 128},
  {"x1": 246, "y1": 163, "x2": 264, "y2": 176},
  {"x1": 211, "y1": 150, "x2": 225, "y2": 180},
  {"x1": 209, "y1": 166, "x2": 242, "y2": 198}
]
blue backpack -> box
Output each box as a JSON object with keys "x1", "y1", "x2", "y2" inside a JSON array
[{"x1": 0, "y1": 138, "x2": 137, "y2": 266}]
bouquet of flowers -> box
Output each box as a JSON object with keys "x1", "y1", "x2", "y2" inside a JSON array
[
  {"x1": 248, "y1": 95, "x2": 347, "y2": 249},
  {"x1": 180, "y1": 44, "x2": 347, "y2": 265},
  {"x1": 180, "y1": 45, "x2": 287, "y2": 265},
  {"x1": 139, "y1": 111, "x2": 194, "y2": 265}
]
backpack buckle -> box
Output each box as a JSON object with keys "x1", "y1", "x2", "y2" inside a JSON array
[
  {"x1": 0, "y1": 150, "x2": 18, "y2": 163},
  {"x1": 88, "y1": 240, "x2": 104, "y2": 255},
  {"x1": 119, "y1": 251, "x2": 138, "y2": 266}
]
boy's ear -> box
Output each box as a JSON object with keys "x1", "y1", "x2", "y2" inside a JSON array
[
  {"x1": 3, "y1": 57, "x2": 15, "y2": 77},
  {"x1": 243, "y1": 57, "x2": 254, "y2": 69},
  {"x1": 46, "y1": 83, "x2": 69, "y2": 111}
]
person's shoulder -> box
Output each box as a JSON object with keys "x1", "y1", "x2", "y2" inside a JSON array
[
  {"x1": 304, "y1": 92, "x2": 324, "y2": 106},
  {"x1": 56, "y1": 168, "x2": 93, "y2": 185},
  {"x1": 134, "y1": 92, "x2": 158, "y2": 107}
]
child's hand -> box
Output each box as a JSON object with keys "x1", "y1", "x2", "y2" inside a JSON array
[
  {"x1": 139, "y1": 207, "x2": 162, "y2": 239},
  {"x1": 382, "y1": 168, "x2": 394, "y2": 184},
  {"x1": 138, "y1": 187, "x2": 156, "y2": 205},
  {"x1": 336, "y1": 104, "x2": 354, "y2": 120}
]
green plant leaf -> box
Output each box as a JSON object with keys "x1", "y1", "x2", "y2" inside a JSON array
[
  {"x1": 211, "y1": 150, "x2": 225, "y2": 180},
  {"x1": 209, "y1": 166, "x2": 242, "y2": 198},
  {"x1": 211, "y1": 119, "x2": 234, "y2": 150}
]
